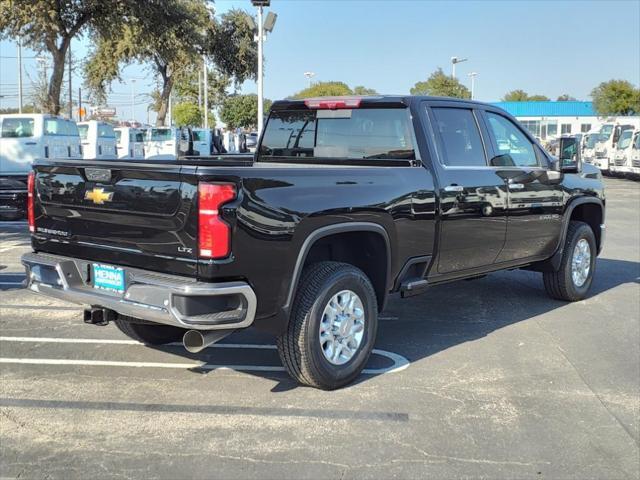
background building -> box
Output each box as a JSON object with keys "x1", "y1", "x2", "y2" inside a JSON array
[{"x1": 491, "y1": 101, "x2": 600, "y2": 140}]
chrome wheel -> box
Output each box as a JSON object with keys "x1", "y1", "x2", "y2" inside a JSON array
[
  {"x1": 319, "y1": 290, "x2": 365, "y2": 365},
  {"x1": 571, "y1": 238, "x2": 591, "y2": 287}
]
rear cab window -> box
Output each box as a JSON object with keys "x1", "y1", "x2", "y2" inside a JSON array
[
  {"x1": 430, "y1": 107, "x2": 487, "y2": 167},
  {"x1": 98, "y1": 124, "x2": 115, "y2": 138},
  {"x1": 151, "y1": 128, "x2": 173, "y2": 141},
  {"x1": 259, "y1": 106, "x2": 416, "y2": 162},
  {"x1": 1, "y1": 117, "x2": 34, "y2": 138}
]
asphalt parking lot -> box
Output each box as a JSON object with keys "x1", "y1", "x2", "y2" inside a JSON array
[{"x1": 0, "y1": 177, "x2": 638, "y2": 480}]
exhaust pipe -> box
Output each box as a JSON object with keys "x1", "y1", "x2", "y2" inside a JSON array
[{"x1": 183, "y1": 329, "x2": 234, "y2": 353}]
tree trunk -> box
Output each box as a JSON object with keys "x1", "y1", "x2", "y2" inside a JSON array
[
  {"x1": 156, "y1": 75, "x2": 174, "y2": 127},
  {"x1": 47, "y1": 41, "x2": 69, "y2": 115}
]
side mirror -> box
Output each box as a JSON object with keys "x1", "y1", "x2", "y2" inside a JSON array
[
  {"x1": 558, "y1": 136, "x2": 581, "y2": 173},
  {"x1": 178, "y1": 127, "x2": 193, "y2": 158}
]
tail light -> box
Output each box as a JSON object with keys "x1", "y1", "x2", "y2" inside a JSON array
[
  {"x1": 27, "y1": 171, "x2": 35, "y2": 233},
  {"x1": 304, "y1": 97, "x2": 362, "y2": 110},
  {"x1": 198, "y1": 183, "x2": 236, "y2": 259}
]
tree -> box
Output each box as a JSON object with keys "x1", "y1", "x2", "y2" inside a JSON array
[
  {"x1": 502, "y1": 90, "x2": 549, "y2": 101},
  {"x1": 557, "y1": 94, "x2": 577, "y2": 101},
  {"x1": 352, "y1": 85, "x2": 378, "y2": 95},
  {"x1": 220, "y1": 94, "x2": 271, "y2": 130},
  {"x1": 172, "y1": 102, "x2": 202, "y2": 127},
  {"x1": 291, "y1": 81, "x2": 352, "y2": 99},
  {"x1": 410, "y1": 68, "x2": 470, "y2": 99},
  {"x1": 0, "y1": 0, "x2": 121, "y2": 115},
  {"x1": 591, "y1": 80, "x2": 640, "y2": 116},
  {"x1": 86, "y1": 5, "x2": 257, "y2": 126}
]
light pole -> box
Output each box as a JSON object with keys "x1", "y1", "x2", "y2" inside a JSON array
[
  {"x1": 203, "y1": 55, "x2": 208, "y2": 129},
  {"x1": 468, "y1": 72, "x2": 478, "y2": 100},
  {"x1": 130, "y1": 79, "x2": 136, "y2": 121},
  {"x1": 17, "y1": 38, "x2": 23, "y2": 113},
  {"x1": 304, "y1": 71, "x2": 315, "y2": 88},
  {"x1": 251, "y1": 0, "x2": 277, "y2": 135},
  {"x1": 451, "y1": 56, "x2": 468, "y2": 79}
]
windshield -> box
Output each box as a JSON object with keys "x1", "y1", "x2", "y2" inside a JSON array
[
  {"x1": 617, "y1": 130, "x2": 633, "y2": 149},
  {"x1": 192, "y1": 131, "x2": 205, "y2": 142},
  {"x1": 634, "y1": 134, "x2": 640, "y2": 149},
  {"x1": 151, "y1": 128, "x2": 172, "y2": 141},
  {"x1": 78, "y1": 125, "x2": 89, "y2": 140},
  {"x1": 260, "y1": 108, "x2": 415, "y2": 161},
  {"x1": 585, "y1": 134, "x2": 599, "y2": 148},
  {"x1": 598, "y1": 124, "x2": 614, "y2": 141}
]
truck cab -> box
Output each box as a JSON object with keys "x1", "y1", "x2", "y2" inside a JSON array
[
  {"x1": 144, "y1": 126, "x2": 180, "y2": 159},
  {"x1": 611, "y1": 128, "x2": 637, "y2": 176},
  {"x1": 593, "y1": 122, "x2": 639, "y2": 173},
  {"x1": 78, "y1": 121, "x2": 117, "y2": 160}
]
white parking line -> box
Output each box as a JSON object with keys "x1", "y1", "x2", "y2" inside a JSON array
[{"x1": 0, "y1": 336, "x2": 410, "y2": 375}]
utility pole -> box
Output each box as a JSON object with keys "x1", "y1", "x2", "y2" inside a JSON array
[
  {"x1": 468, "y1": 72, "x2": 478, "y2": 100},
  {"x1": 78, "y1": 87, "x2": 82, "y2": 121},
  {"x1": 198, "y1": 66, "x2": 202, "y2": 111},
  {"x1": 68, "y1": 40, "x2": 72, "y2": 119},
  {"x1": 17, "y1": 38, "x2": 23, "y2": 113},
  {"x1": 203, "y1": 55, "x2": 208, "y2": 129},
  {"x1": 131, "y1": 79, "x2": 136, "y2": 121},
  {"x1": 256, "y1": 5, "x2": 264, "y2": 135}
]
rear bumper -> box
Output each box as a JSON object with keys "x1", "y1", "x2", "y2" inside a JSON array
[{"x1": 21, "y1": 252, "x2": 257, "y2": 331}]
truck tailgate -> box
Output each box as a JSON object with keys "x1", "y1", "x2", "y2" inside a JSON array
[{"x1": 32, "y1": 160, "x2": 199, "y2": 277}]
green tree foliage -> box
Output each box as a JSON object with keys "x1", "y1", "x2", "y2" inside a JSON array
[
  {"x1": 557, "y1": 94, "x2": 577, "y2": 101},
  {"x1": 85, "y1": 5, "x2": 257, "y2": 126},
  {"x1": 220, "y1": 94, "x2": 272, "y2": 130},
  {"x1": 0, "y1": 0, "x2": 122, "y2": 115},
  {"x1": 502, "y1": 90, "x2": 549, "y2": 101},
  {"x1": 591, "y1": 80, "x2": 640, "y2": 116},
  {"x1": 410, "y1": 68, "x2": 471, "y2": 99},
  {"x1": 291, "y1": 81, "x2": 353, "y2": 99},
  {"x1": 352, "y1": 85, "x2": 378, "y2": 95},
  {"x1": 172, "y1": 102, "x2": 202, "y2": 126}
]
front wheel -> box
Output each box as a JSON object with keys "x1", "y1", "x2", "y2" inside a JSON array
[
  {"x1": 543, "y1": 221, "x2": 596, "y2": 301},
  {"x1": 277, "y1": 261, "x2": 378, "y2": 390}
]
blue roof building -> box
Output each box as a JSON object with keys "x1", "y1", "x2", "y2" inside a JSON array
[{"x1": 490, "y1": 101, "x2": 596, "y2": 117}]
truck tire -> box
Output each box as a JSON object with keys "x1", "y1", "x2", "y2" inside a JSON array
[
  {"x1": 543, "y1": 221, "x2": 596, "y2": 301},
  {"x1": 276, "y1": 261, "x2": 378, "y2": 390},
  {"x1": 114, "y1": 316, "x2": 186, "y2": 345}
]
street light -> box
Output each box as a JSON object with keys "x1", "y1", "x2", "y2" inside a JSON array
[
  {"x1": 468, "y1": 72, "x2": 478, "y2": 100},
  {"x1": 451, "y1": 56, "x2": 468, "y2": 79},
  {"x1": 130, "y1": 79, "x2": 136, "y2": 121},
  {"x1": 251, "y1": 0, "x2": 277, "y2": 135},
  {"x1": 304, "y1": 71, "x2": 315, "y2": 88}
]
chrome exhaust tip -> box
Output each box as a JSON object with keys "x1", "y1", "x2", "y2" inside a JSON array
[{"x1": 183, "y1": 329, "x2": 233, "y2": 353}]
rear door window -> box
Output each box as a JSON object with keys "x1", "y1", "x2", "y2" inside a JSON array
[
  {"x1": 151, "y1": 128, "x2": 173, "y2": 141},
  {"x1": 430, "y1": 107, "x2": 487, "y2": 167},
  {"x1": 98, "y1": 124, "x2": 115, "y2": 138},
  {"x1": 260, "y1": 108, "x2": 415, "y2": 160},
  {"x1": 44, "y1": 118, "x2": 64, "y2": 136},
  {"x1": 1, "y1": 117, "x2": 34, "y2": 138}
]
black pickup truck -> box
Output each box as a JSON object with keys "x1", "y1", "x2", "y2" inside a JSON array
[{"x1": 22, "y1": 96, "x2": 605, "y2": 389}]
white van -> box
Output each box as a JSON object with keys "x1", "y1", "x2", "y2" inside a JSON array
[
  {"x1": 582, "y1": 131, "x2": 599, "y2": 165},
  {"x1": 0, "y1": 114, "x2": 81, "y2": 219},
  {"x1": 145, "y1": 127, "x2": 179, "y2": 159},
  {"x1": 78, "y1": 121, "x2": 117, "y2": 160},
  {"x1": 611, "y1": 128, "x2": 636, "y2": 175},
  {"x1": 114, "y1": 127, "x2": 145, "y2": 160},
  {"x1": 629, "y1": 131, "x2": 640, "y2": 177}
]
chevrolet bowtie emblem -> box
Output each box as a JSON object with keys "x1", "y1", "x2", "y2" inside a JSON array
[{"x1": 85, "y1": 188, "x2": 114, "y2": 205}]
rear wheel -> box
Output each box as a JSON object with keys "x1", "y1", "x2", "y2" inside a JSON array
[
  {"x1": 543, "y1": 221, "x2": 596, "y2": 301},
  {"x1": 114, "y1": 316, "x2": 187, "y2": 345},
  {"x1": 276, "y1": 261, "x2": 378, "y2": 390}
]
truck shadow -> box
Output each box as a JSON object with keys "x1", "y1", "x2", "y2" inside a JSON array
[{"x1": 151, "y1": 257, "x2": 639, "y2": 392}]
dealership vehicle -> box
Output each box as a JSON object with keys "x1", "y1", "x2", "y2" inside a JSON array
[
  {"x1": 22, "y1": 96, "x2": 606, "y2": 389},
  {"x1": 246, "y1": 132, "x2": 259, "y2": 152},
  {"x1": 593, "y1": 120, "x2": 639, "y2": 173},
  {"x1": 114, "y1": 127, "x2": 145, "y2": 160},
  {"x1": 582, "y1": 131, "x2": 599, "y2": 165},
  {"x1": 78, "y1": 121, "x2": 117, "y2": 160},
  {"x1": 0, "y1": 114, "x2": 81, "y2": 219},
  {"x1": 144, "y1": 126, "x2": 180, "y2": 159},
  {"x1": 610, "y1": 128, "x2": 636, "y2": 176},
  {"x1": 629, "y1": 130, "x2": 640, "y2": 178}
]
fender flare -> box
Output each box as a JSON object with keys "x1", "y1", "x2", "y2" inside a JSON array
[
  {"x1": 549, "y1": 196, "x2": 605, "y2": 270},
  {"x1": 283, "y1": 222, "x2": 392, "y2": 313}
]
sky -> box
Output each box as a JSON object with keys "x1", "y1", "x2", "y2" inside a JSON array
[{"x1": 1, "y1": 0, "x2": 639, "y2": 124}]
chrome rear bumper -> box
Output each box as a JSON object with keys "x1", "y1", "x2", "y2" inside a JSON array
[{"x1": 21, "y1": 252, "x2": 256, "y2": 331}]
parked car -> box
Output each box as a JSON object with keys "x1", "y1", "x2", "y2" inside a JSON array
[
  {"x1": 0, "y1": 114, "x2": 81, "y2": 220},
  {"x1": 114, "y1": 127, "x2": 145, "y2": 160},
  {"x1": 22, "y1": 96, "x2": 605, "y2": 389},
  {"x1": 593, "y1": 120, "x2": 640, "y2": 173},
  {"x1": 78, "y1": 121, "x2": 117, "y2": 160},
  {"x1": 246, "y1": 132, "x2": 259, "y2": 152}
]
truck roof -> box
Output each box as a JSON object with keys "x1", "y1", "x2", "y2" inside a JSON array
[{"x1": 271, "y1": 95, "x2": 493, "y2": 110}]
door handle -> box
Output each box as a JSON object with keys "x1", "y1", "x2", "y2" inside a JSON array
[
  {"x1": 508, "y1": 183, "x2": 525, "y2": 190},
  {"x1": 444, "y1": 185, "x2": 464, "y2": 192}
]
